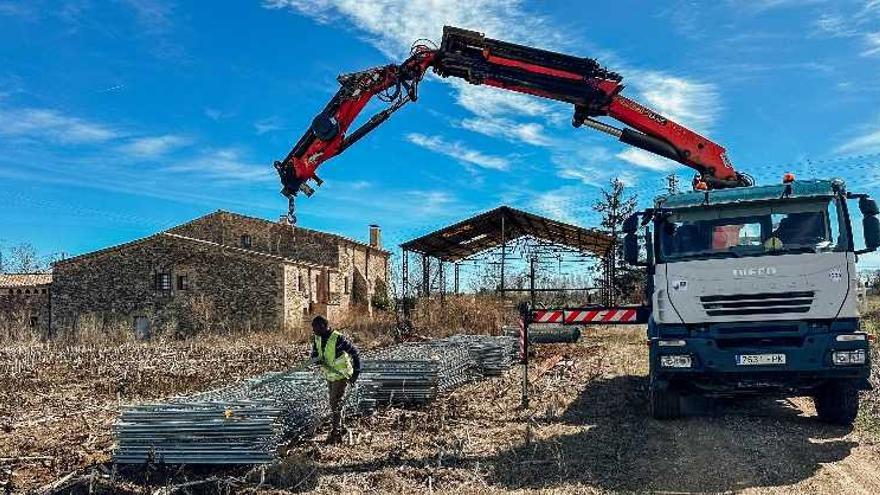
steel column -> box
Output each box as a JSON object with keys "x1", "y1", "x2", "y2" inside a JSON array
[
  {"x1": 422, "y1": 254, "x2": 430, "y2": 297},
  {"x1": 439, "y1": 261, "x2": 446, "y2": 305},
  {"x1": 402, "y1": 250, "x2": 409, "y2": 299},
  {"x1": 500, "y1": 214, "x2": 506, "y2": 294}
]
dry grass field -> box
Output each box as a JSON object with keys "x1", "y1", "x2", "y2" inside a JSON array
[{"x1": 3, "y1": 303, "x2": 880, "y2": 493}]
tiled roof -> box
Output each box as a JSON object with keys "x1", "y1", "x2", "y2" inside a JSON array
[
  {"x1": 53, "y1": 233, "x2": 327, "y2": 269},
  {"x1": 207, "y1": 210, "x2": 389, "y2": 255},
  {"x1": 0, "y1": 273, "x2": 52, "y2": 288},
  {"x1": 53, "y1": 209, "x2": 389, "y2": 267}
]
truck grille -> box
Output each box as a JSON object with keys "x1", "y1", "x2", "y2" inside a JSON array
[{"x1": 700, "y1": 291, "x2": 814, "y2": 317}]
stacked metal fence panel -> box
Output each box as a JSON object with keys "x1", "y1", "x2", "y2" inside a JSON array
[
  {"x1": 114, "y1": 371, "x2": 364, "y2": 464},
  {"x1": 113, "y1": 334, "x2": 518, "y2": 465},
  {"x1": 441, "y1": 335, "x2": 518, "y2": 376}
]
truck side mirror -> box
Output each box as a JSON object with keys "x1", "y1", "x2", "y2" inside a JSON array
[
  {"x1": 863, "y1": 216, "x2": 880, "y2": 252},
  {"x1": 622, "y1": 214, "x2": 639, "y2": 234},
  {"x1": 860, "y1": 197, "x2": 880, "y2": 216},
  {"x1": 624, "y1": 233, "x2": 640, "y2": 265}
]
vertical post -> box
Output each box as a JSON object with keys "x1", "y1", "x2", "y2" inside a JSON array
[
  {"x1": 401, "y1": 250, "x2": 410, "y2": 318},
  {"x1": 439, "y1": 261, "x2": 446, "y2": 305},
  {"x1": 518, "y1": 301, "x2": 530, "y2": 409},
  {"x1": 422, "y1": 254, "x2": 430, "y2": 298},
  {"x1": 530, "y1": 255, "x2": 536, "y2": 307},
  {"x1": 500, "y1": 214, "x2": 506, "y2": 295},
  {"x1": 454, "y1": 263, "x2": 460, "y2": 294}
]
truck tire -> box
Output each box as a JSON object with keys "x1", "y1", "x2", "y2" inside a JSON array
[
  {"x1": 814, "y1": 381, "x2": 859, "y2": 426},
  {"x1": 651, "y1": 386, "x2": 681, "y2": 420}
]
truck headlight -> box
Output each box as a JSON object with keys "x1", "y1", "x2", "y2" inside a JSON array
[
  {"x1": 835, "y1": 334, "x2": 867, "y2": 342},
  {"x1": 660, "y1": 354, "x2": 692, "y2": 368},
  {"x1": 832, "y1": 349, "x2": 866, "y2": 365}
]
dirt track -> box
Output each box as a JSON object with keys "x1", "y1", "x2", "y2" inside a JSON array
[{"x1": 276, "y1": 326, "x2": 880, "y2": 494}]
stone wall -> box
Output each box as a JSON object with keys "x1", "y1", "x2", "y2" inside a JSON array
[
  {"x1": 0, "y1": 285, "x2": 50, "y2": 339},
  {"x1": 51, "y1": 235, "x2": 288, "y2": 338},
  {"x1": 48, "y1": 211, "x2": 392, "y2": 337},
  {"x1": 334, "y1": 242, "x2": 390, "y2": 318},
  {"x1": 170, "y1": 211, "x2": 391, "y2": 322}
]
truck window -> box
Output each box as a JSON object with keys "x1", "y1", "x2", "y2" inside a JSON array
[{"x1": 659, "y1": 198, "x2": 845, "y2": 262}]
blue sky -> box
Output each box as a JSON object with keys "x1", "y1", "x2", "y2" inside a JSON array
[{"x1": 2, "y1": 0, "x2": 880, "y2": 265}]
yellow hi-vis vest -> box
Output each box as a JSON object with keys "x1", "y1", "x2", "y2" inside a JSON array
[{"x1": 315, "y1": 331, "x2": 353, "y2": 382}]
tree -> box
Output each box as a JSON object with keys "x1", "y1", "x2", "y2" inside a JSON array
[
  {"x1": 7, "y1": 243, "x2": 43, "y2": 273},
  {"x1": 593, "y1": 177, "x2": 641, "y2": 305}
]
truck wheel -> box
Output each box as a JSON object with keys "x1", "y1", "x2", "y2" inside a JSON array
[
  {"x1": 651, "y1": 386, "x2": 682, "y2": 420},
  {"x1": 814, "y1": 381, "x2": 859, "y2": 426}
]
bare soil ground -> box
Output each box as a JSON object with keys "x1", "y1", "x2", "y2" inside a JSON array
[
  {"x1": 4, "y1": 326, "x2": 880, "y2": 494},
  {"x1": 0, "y1": 334, "x2": 308, "y2": 493},
  {"x1": 277, "y1": 326, "x2": 880, "y2": 494}
]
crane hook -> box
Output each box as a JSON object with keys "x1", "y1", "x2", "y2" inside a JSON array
[{"x1": 287, "y1": 195, "x2": 297, "y2": 227}]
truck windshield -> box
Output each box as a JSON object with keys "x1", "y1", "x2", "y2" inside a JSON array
[{"x1": 658, "y1": 197, "x2": 846, "y2": 262}]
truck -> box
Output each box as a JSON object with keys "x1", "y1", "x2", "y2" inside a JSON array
[
  {"x1": 274, "y1": 26, "x2": 877, "y2": 424},
  {"x1": 623, "y1": 178, "x2": 879, "y2": 423}
]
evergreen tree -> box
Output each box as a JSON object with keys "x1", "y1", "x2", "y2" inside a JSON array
[{"x1": 592, "y1": 178, "x2": 642, "y2": 304}]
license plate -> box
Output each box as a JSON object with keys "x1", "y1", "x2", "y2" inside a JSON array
[{"x1": 736, "y1": 353, "x2": 786, "y2": 366}]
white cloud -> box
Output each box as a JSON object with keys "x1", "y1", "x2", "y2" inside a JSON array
[
  {"x1": 532, "y1": 186, "x2": 594, "y2": 225},
  {"x1": 0, "y1": 106, "x2": 117, "y2": 144},
  {"x1": 163, "y1": 148, "x2": 274, "y2": 182},
  {"x1": 204, "y1": 107, "x2": 229, "y2": 121},
  {"x1": 452, "y1": 81, "x2": 555, "y2": 120},
  {"x1": 556, "y1": 165, "x2": 604, "y2": 187},
  {"x1": 406, "y1": 132, "x2": 509, "y2": 171},
  {"x1": 730, "y1": 0, "x2": 830, "y2": 12},
  {"x1": 120, "y1": 0, "x2": 175, "y2": 34},
  {"x1": 255, "y1": 116, "x2": 284, "y2": 135},
  {"x1": 121, "y1": 134, "x2": 191, "y2": 158},
  {"x1": 264, "y1": 0, "x2": 563, "y2": 58},
  {"x1": 616, "y1": 148, "x2": 679, "y2": 172},
  {"x1": 460, "y1": 117, "x2": 552, "y2": 147},
  {"x1": 863, "y1": 32, "x2": 880, "y2": 56},
  {"x1": 627, "y1": 71, "x2": 720, "y2": 134},
  {"x1": 403, "y1": 190, "x2": 456, "y2": 211},
  {"x1": 813, "y1": 2, "x2": 880, "y2": 59},
  {"x1": 267, "y1": 0, "x2": 723, "y2": 151},
  {"x1": 836, "y1": 127, "x2": 880, "y2": 154},
  {"x1": 815, "y1": 13, "x2": 860, "y2": 38},
  {"x1": 263, "y1": 0, "x2": 571, "y2": 147}
]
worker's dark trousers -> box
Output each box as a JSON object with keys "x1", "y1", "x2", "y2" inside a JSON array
[{"x1": 328, "y1": 379, "x2": 348, "y2": 434}]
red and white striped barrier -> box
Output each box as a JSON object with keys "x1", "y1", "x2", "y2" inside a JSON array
[{"x1": 532, "y1": 308, "x2": 641, "y2": 325}]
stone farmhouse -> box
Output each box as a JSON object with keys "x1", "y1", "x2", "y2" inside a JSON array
[{"x1": 41, "y1": 211, "x2": 389, "y2": 337}]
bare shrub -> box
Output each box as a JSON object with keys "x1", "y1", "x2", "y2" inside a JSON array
[{"x1": 409, "y1": 294, "x2": 515, "y2": 337}]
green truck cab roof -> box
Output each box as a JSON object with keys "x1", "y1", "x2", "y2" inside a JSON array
[{"x1": 655, "y1": 179, "x2": 846, "y2": 209}]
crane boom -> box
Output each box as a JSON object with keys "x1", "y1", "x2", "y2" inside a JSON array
[{"x1": 275, "y1": 26, "x2": 752, "y2": 222}]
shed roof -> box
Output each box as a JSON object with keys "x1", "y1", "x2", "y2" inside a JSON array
[
  {"x1": 0, "y1": 273, "x2": 52, "y2": 288},
  {"x1": 400, "y1": 206, "x2": 613, "y2": 262}
]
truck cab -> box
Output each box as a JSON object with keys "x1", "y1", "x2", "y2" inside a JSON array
[{"x1": 624, "y1": 178, "x2": 880, "y2": 424}]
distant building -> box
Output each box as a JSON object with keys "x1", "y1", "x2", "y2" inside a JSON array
[
  {"x1": 0, "y1": 273, "x2": 52, "y2": 337},
  {"x1": 48, "y1": 211, "x2": 389, "y2": 338}
]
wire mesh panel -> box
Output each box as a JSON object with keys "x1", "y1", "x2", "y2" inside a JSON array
[{"x1": 113, "y1": 335, "x2": 518, "y2": 465}]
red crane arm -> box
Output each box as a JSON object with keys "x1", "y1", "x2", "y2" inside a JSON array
[
  {"x1": 274, "y1": 47, "x2": 436, "y2": 200},
  {"x1": 434, "y1": 26, "x2": 750, "y2": 189},
  {"x1": 275, "y1": 26, "x2": 751, "y2": 220}
]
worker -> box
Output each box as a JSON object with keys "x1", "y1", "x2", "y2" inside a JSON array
[{"x1": 310, "y1": 315, "x2": 361, "y2": 444}]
